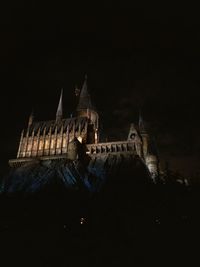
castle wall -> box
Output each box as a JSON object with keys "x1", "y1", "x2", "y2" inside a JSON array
[{"x1": 18, "y1": 129, "x2": 88, "y2": 159}]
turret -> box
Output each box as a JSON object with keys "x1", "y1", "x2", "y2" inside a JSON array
[
  {"x1": 67, "y1": 137, "x2": 84, "y2": 161},
  {"x1": 138, "y1": 111, "x2": 149, "y2": 158},
  {"x1": 76, "y1": 76, "x2": 99, "y2": 144},
  {"x1": 56, "y1": 89, "x2": 63, "y2": 122},
  {"x1": 28, "y1": 111, "x2": 34, "y2": 127},
  {"x1": 127, "y1": 123, "x2": 142, "y2": 156},
  {"x1": 138, "y1": 111, "x2": 159, "y2": 178},
  {"x1": 146, "y1": 154, "x2": 158, "y2": 179}
]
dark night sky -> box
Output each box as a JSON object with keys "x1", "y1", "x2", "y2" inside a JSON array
[{"x1": 0, "y1": 3, "x2": 200, "y2": 176}]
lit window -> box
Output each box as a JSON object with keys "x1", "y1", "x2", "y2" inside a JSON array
[
  {"x1": 51, "y1": 138, "x2": 55, "y2": 149},
  {"x1": 45, "y1": 139, "x2": 49, "y2": 149},
  {"x1": 39, "y1": 140, "x2": 43, "y2": 150},
  {"x1": 33, "y1": 140, "x2": 38, "y2": 150},
  {"x1": 57, "y1": 137, "x2": 61, "y2": 148},
  {"x1": 27, "y1": 142, "x2": 32, "y2": 151},
  {"x1": 63, "y1": 138, "x2": 66, "y2": 147}
]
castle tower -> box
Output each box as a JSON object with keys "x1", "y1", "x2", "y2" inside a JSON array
[
  {"x1": 76, "y1": 76, "x2": 99, "y2": 144},
  {"x1": 127, "y1": 123, "x2": 142, "y2": 156},
  {"x1": 138, "y1": 111, "x2": 159, "y2": 178},
  {"x1": 56, "y1": 89, "x2": 63, "y2": 122},
  {"x1": 28, "y1": 111, "x2": 34, "y2": 127},
  {"x1": 138, "y1": 111, "x2": 149, "y2": 158}
]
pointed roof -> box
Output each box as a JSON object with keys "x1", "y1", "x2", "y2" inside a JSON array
[
  {"x1": 30, "y1": 109, "x2": 34, "y2": 117},
  {"x1": 76, "y1": 75, "x2": 95, "y2": 111},
  {"x1": 28, "y1": 110, "x2": 34, "y2": 126},
  {"x1": 24, "y1": 117, "x2": 88, "y2": 136},
  {"x1": 56, "y1": 89, "x2": 63, "y2": 121},
  {"x1": 138, "y1": 110, "x2": 146, "y2": 133},
  {"x1": 127, "y1": 123, "x2": 139, "y2": 141}
]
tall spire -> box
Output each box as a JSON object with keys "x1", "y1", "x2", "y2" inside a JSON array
[
  {"x1": 139, "y1": 110, "x2": 146, "y2": 133},
  {"x1": 56, "y1": 89, "x2": 63, "y2": 122},
  {"x1": 76, "y1": 75, "x2": 94, "y2": 111},
  {"x1": 28, "y1": 110, "x2": 34, "y2": 127}
]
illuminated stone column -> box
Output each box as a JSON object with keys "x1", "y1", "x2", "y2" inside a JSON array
[
  {"x1": 95, "y1": 112, "x2": 99, "y2": 143},
  {"x1": 146, "y1": 155, "x2": 158, "y2": 178},
  {"x1": 48, "y1": 126, "x2": 52, "y2": 156},
  {"x1": 36, "y1": 127, "x2": 41, "y2": 157},
  {"x1": 24, "y1": 127, "x2": 30, "y2": 157},
  {"x1": 30, "y1": 128, "x2": 35, "y2": 157},
  {"x1": 84, "y1": 120, "x2": 88, "y2": 143},
  {"x1": 42, "y1": 127, "x2": 46, "y2": 156},
  {"x1": 60, "y1": 124, "x2": 64, "y2": 154},
  {"x1": 141, "y1": 133, "x2": 149, "y2": 158},
  {"x1": 54, "y1": 125, "x2": 58, "y2": 155},
  {"x1": 78, "y1": 121, "x2": 82, "y2": 141},
  {"x1": 17, "y1": 130, "x2": 24, "y2": 158},
  {"x1": 95, "y1": 128, "x2": 98, "y2": 144},
  {"x1": 66, "y1": 124, "x2": 70, "y2": 152},
  {"x1": 72, "y1": 122, "x2": 75, "y2": 139}
]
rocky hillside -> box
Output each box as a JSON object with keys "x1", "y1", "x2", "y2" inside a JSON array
[{"x1": 1, "y1": 152, "x2": 151, "y2": 194}]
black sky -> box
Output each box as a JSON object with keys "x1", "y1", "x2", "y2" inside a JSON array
[{"x1": 0, "y1": 3, "x2": 200, "y2": 176}]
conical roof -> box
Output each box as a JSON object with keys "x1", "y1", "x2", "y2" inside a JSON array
[
  {"x1": 76, "y1": 76, "x2": 95, "y2": 111},
  {"x1": 56, "y1": 89, "x2": 63, "y2": 121}
]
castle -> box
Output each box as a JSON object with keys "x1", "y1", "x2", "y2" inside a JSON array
[{"x1": 9, "y1": 76, "x2": 159, "y2": 178}]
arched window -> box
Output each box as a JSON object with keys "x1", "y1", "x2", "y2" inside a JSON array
[
  {"x1": 56, "y1": 137, "x2": 61, "y2": 148},
  {"x1": 50, "y1": 136, "x2": 55, "y2": 149}
]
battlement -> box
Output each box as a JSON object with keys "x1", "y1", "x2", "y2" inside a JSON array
[
  {"x1": 9, "y1": 140, "x2": 138, "y2": 168},
  {"x1": 86, "y1": 141, "x2": 137, "y2": 155}
]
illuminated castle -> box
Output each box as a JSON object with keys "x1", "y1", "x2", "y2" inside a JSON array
[{"x1": 9, "y1": 76, "x2": 159, "y2": 178}]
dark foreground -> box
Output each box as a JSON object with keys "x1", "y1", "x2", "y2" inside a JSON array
[{"x1": 1, "y1": 180, "x2": 200, "y2": 267}]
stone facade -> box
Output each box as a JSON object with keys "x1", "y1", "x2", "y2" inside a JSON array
[
  {"x1": 9, "y1": 76, "x2": 159, "y2": 178},
  {"x1": 17, "y1": 117, "x2": 90, "y2": 159}
]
